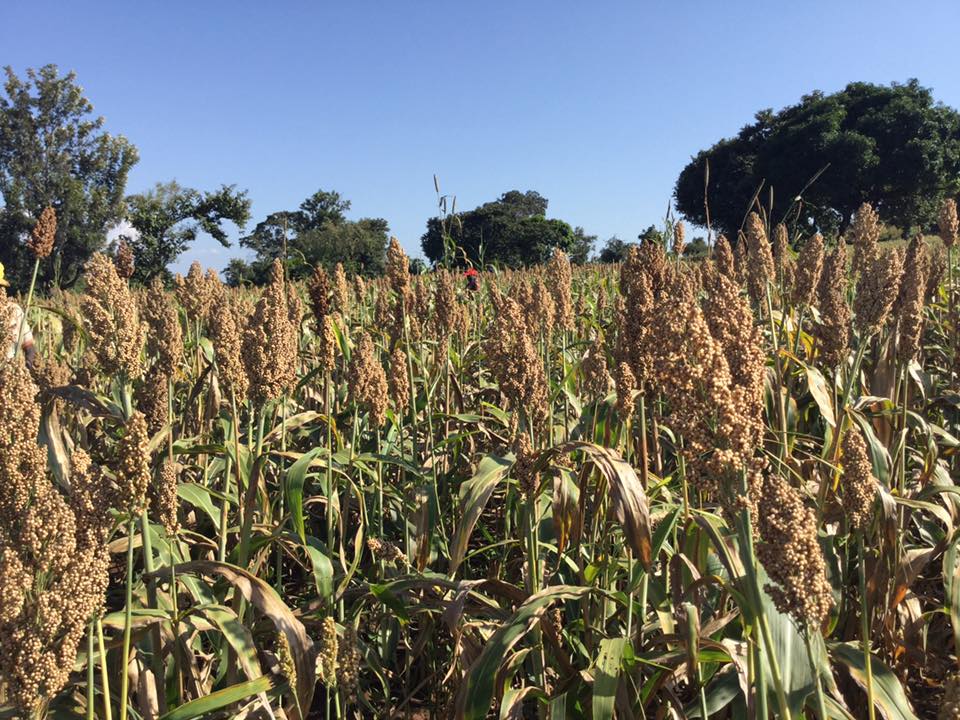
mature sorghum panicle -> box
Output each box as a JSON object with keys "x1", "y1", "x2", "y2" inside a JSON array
[
  {"x1": 733, "y1": 232, "x2": 748, "y2": 285},
  {"x1": 117, "y1": 411, "x2": 151, "y2": 515},
  {"x1": 367, "y1": 537, "x2": 406, "y2": 564},
  {"x1": 153, "y1": 460, "x2": 180, "y2": 535},
  {"x1": 896, "y1": 235, "x2": 930, "y2": 363},
  {"x1": 286, "y1": 281, "x2": 304, "y2": 337},
  {"x1": 317, "y1": 616, "x2": 338, "y2": 686},
  {"x1": 772, "y1": 223, "x2": 795, "y2": 295},
  {"x1": 386, "y1": 237, "x2": 410, "y2": 298},
  {"x1": 850, "y1": 202, "x2": 881, "y2": 279},
  {"x1": 581, "y1": 342, "x2": 612, "y2": 399},
  {"x1": 714, "y1": 235, "x2": 735, "y2": 278},
  {"x1": 176, "y1": 261, "x2": 215, "y2": 322},
  {"x1": 532, "y1": 278, "x2": 556, "y2": 337},
  {"x1": 209, "y1": 291, "x2": 250, "y2": 400},
  {"x1": 373, "y1": 285, "x2": 392, "y2": 330},
  {"x1": 854, "y1": 247, "x2": 903, "y2": 336},
  {"x1": 433, "y1": 270, "x2": 458, "y2": 346},
  {"x1": 939, "y1": 198, "x2": 959, "y2": 248},
  {"x1": 348, "y1": 332, "x2": 388, "y2": 427},
  {"x1": 137, "y1": 370, "x2": 169, "y2": 433},
  {"x1": 548, "y1": 248, "x2": 574, "y2": 331},
  {"x1": 486, "y1": 294, "x2": 549, "y2": 425},
  {"x1": 840, "y1": 426, "x2": 877, "y2": 533},
  {"x1": 29, "y1": 355, "x2": 71, "y2": 397},
  {"x1": 792, "y1": 233, "x2": 825, "y2": 307},
  {"x1": 515, "y1": 277, "x2": 534, "y2": 328},
  {"x1": 573, "y1": 292, "x2": 588, "y2": 332},
  {"x1": 332, "y1": 263, "x2": 350, "y2": 313},
  {"x1": 512, "y1": 432, "x2": 540, "y2": 498},
  {"x1": 28, "y1": 206, "x2": 56, "y2": 258},
  {"x1": 453, "y1": 301, "x2": 471, "y2": 342},
  {"x1": 388, "y1": 347, "x2": 409, "y2": 412},
  {"x1": 673, "y1": 221, "x2": 686, "y2": 256},
  {"x1": 81, "y1": 252, "x2": 145, "y2": 379},
  {"x1": 638, "y1": 236, "x2": 668, "y2": 298},
  {"x1": 337, "y1": 627, "x2": 361, "y2": 703},
  {"x1": 354, "y1": 274, "x2": 367, "y2": 304},
  {"x1": 648, "y1": 277, "x2": 764, "y2": 504},
  {"x1": 242, "y1": 260, "x2": 298, "y2": 406},
  {"x1": 0, "y1": 351, "x2": 110, "y2": 713},
  {"x1": 745, "y1": 213, "x2": 775, "y2": 307},
  {"x1": 615, "y1": 246, "x2": 654, "y2": 386},
  {"x1": 308, "y1": 265, "x2": 331, "y2": 322},
  {"x1": 595, "y1": 283, "x2": 608, "y2": 319},
  {"x1": 114, "y1": 237, "x2": 135, "y2": 279},
  {"x1": 926, "y1": 244, "x2": 947, "y2": 301},
  {"x1": 817, "y1": 242, "x2": 851, "y2": 369},
  {"x1": 142, "y1": 276, "x2": 183, "y2": 377},
  {"x1": 702, "y1": 271, "x2": 766, "y2": 426},
  {"x1": 614, "y1": 361, "x2": 636, "y2": 422},
  {"x1": 276, "y1": 631, "x2": 297, "y2": 689},
  {"x1": 755, "y1": 473, "x2": 833, "y2": 627},
  {"x1": 316, "y1": 314, "x2": 338, "y2": 375}
]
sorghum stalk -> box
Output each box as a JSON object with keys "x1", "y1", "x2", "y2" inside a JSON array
[
  {"x1": 96, "y1": 618, "x2": 113, "y2": 720},
  {"x1": 858, "y1": 537, "x2": 876, "y2": 720},
  {"x1": 118, "y1": 517, "x2": 136, "y2": 719},
  {"x1": 86, "y1": 618, "x2": 95, "y2": 720}
]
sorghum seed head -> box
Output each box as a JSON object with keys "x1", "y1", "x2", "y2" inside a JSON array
[
  {"x1": 114, "y1": 238, "x2": 135, "y2": 279},
  {"x1": 756, "y1": 473, "x2": 833, "y2": 627},
  {"x1": 548, "y1": 248, "x2": 574, "y2": 331},
  {"x1": 27, "y1": 206, "x2": 56, "y2": 259},
  {"x1": 850, "y1": 202, "x2": 881, "y2": 278},
  {"x1": 792, "y1": 233, "x2": 824, "y2": 307},
  {"x1": 939, "y1": 198, "x2": 958, "y2": 248},
  {"x1": 817, "y1": 242, "x2": 851, "y2": 369},
  {"x1": 81, "y1": 253, "x2": 145, "y2": 379},
  {"x1": 317, "y1": 616, "x2": 338, "y2": 686},
  {"x1": 745, "y1": 212, "x2": 775, "y2": 306},
  {"x1": 141, "y1": 276, "x2": 183, "y2": 377},
  {"x1": 714, "y1": 235, "x2": 735, "y2": 278},
  {"x1": 347, "y1": 332, "x2": 388, "y2": 427},
  {"x1": 242, "y1": 260, "x2": 298, "y2": 405},
  {"x1": 309, "y1": 265, "x2": 331, "y2": 322},
  {"x1": 840, "y1": 426, "x2": 877, "y2": 533},
  {"x1": 896, "y1": 235, "x2": 930, "y2": 363},
  {"x1": 854, "y1": 247, "x2": 903, "y2": 336}
]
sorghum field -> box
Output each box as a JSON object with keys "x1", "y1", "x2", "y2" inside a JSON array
[{"x1": 4, "y1": 200, "x2": 960, "y2": 720}]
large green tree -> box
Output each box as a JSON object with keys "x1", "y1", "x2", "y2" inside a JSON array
[
  {"x1": 420, "y1": 190, "x2": 594, "y2": 268},
  {"x1": 231, "y1": 189, "x2": 390, "y2": 284},
  {"x1": 675, "y1": 80, "x2": 960, "y2": 238},
  {"x1": 0, "y1": 65, "x2": 138, "y2": 289},
  {"x1": 123, "y1": 181, "x2": 251, "y2": 283}
]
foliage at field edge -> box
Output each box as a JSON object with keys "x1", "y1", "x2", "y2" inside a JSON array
[{"x1": 2, "y1": 199, "x2": 960, "y2": 719}]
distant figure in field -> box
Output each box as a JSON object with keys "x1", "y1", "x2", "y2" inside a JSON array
[
  {"x1": 1, "y1": 263, "x2": 36, "y2": 365},
  {"x1": 464, "y1": 267, "x2": 479, "y2": 292}
]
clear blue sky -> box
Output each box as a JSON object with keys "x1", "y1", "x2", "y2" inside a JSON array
[{"x1": 4, "y1": 1, "x2": 960, "y2": 273}]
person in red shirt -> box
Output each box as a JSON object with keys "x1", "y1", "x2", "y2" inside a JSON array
[{"x1": 464, "y1": 267, "x2": 479, "y2": 291}]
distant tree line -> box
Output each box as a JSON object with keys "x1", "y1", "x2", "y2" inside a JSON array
[
  {"x1": 674, "y1": 80, "x2": 960, "y2": 239},
  {"x1": 4, "y1": 67, "x2": 959, "y2": 290}
]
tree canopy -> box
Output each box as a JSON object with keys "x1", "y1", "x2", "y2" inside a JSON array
[
  {"x1": 0, "y1": 65, "x2": 138, "y2": 289},
  {"x1": 123, "y1": 181, "x2": 251, "y2": 283},
  {"x1": 420, "y1": 190, "x2": 595, "y2": 268},
  {"x1": 675, "y1": 80, "x2": 960, "y2": 238},
  {"x1": 231, "y1": 189, "x2": 390, "y2": 284}
]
